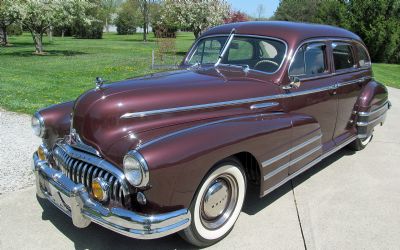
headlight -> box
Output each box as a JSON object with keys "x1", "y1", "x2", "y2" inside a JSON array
[
  {"x1": 123, "y1": 151, "x2": 149, "y2": 187},
  {"x1": 31, "y1": 112, "x2": 45, "y2": 137}
]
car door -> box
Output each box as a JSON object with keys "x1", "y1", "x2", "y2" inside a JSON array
[
  {"x1": 332, "y1": 42, "x2": 372, "y2": 144},
  {"x1": 285, "y1": 41, "x2": 339, "y2": 175}
]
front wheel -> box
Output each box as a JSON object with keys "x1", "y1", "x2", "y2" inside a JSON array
[{"x1": 180, "y1": 158, "x2": 246, "y2": 247}]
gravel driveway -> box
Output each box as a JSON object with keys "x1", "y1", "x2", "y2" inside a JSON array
[{"x1": 0, "y1": 108, "x2": 40, "y2": 195}]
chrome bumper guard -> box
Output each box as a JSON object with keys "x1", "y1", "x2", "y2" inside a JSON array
[{"x1": 33, "y1": 153, "x2": 191, "y2": 239}]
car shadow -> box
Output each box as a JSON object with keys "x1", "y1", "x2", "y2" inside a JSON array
[
  {"x1": 37, "y1": 148, "x2": 355, "y2": 249},
  {"x1": 242, "y1": 148, "x2": 355, "y2": 215},
  {"x1": 37, "y1": 197, "x2": 196, "y2": 250}
]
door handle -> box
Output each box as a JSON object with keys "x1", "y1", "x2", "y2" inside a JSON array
[{"x1": 330, "y1": 83, "x2": 338, "y2": 95}]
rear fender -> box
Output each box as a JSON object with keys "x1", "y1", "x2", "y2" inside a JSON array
[{"x1": 355, "y1": 80, "x2": 389, "y2": 138}]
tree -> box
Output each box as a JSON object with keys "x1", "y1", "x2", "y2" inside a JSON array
[
  {"x1": 0, "y1": 0, "x2": 22, "y2": 46},
  {"x1": 272, "y1": 0, "x2": 400, "y2": 63},
  {"x1": 115, "y1": 0, "x2": 141, "y2": 35},
  {"x1": 224, "y1": 10, "x2": 249, "y2": 23},
  {"x1": 101, "y1": 0, "x2": 123, "y2": 32},
  {"x1": 159, "y1": 0, "x2": 231, "y2": 39},
  {"x1": 255, "y1": 4, "x2": 265, "y2": 20},
  {"x1": 20, "y1": 0, "x2": 91, "y2": 54}
]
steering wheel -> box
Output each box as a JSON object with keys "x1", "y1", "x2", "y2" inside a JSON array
[{"x1": 254, "y1": 60, "x2": 279, "y2": 71}]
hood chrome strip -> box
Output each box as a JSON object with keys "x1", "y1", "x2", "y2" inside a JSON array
[{"x1": 120, "y1": 95, "x2": 284, "y2": 119}]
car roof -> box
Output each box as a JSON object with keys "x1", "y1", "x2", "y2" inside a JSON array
[{"x1": 201, "y1": 21, "x2": 362, "y2": 45}]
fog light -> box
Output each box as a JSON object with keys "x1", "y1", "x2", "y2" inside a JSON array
[
  {"x1": 91, "y1": 178, "x2": 109, "y2": 202},
  {"x1": 37, "y1": 145, "x2": 47, "y2": 161}
]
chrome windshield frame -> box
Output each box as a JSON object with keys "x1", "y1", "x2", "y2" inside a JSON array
[{"x1": 183, "y1": 34, "x2": 288, "y2": 75}]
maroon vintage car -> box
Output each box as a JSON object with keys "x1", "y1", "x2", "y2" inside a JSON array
[{"x1": 32, "y1": 21, "x2": 390, "y2": 246}]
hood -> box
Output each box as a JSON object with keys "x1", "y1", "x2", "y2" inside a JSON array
[{"x1": 72, "y1": 66, "x2": 281, "y2": 165}]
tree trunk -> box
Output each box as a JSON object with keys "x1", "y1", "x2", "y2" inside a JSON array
[
  {"x1": 194, "y1": 28, "x2": 201, "y2": 39},
  {"x1": 32, "y1": 32, "x2": 44, "y2": 54},
  {"x1": 142, "y1": 0, "x2": 148, "y2": 42},
  {"x1": 105, "y1": 18, "x2": 109, "y2": 33},
  {"x1": 0, "y1": 26, "x2": 7, "y2": 46}
]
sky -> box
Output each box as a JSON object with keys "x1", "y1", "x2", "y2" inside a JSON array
[{"x1": 227, "y1": 0, "x2": 280, "y2": 18}]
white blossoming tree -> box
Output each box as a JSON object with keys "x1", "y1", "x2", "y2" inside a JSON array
[
  {"x1": 19, "y1": 0, "x2": 91, "y2": 54},
  {"x1": 0, "y1": 0, "x2": 22, "y2": 46},
  {"x1": 160, "y1": 0, "x2": 231, "y2": 39}
]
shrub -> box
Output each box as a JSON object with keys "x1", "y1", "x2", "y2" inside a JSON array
[
  {"x1": 7, "y1": 24, "x2": 23, "y2": 36},
  {"x1": 115, "y1": 10, "x2": 138, "y2": 35},
  {"x1": 72, "y1": 20, "x2": 103, "y2": 39},
  {"x1": 153, "y1": 24, "x2": 177, "y2": 38}
]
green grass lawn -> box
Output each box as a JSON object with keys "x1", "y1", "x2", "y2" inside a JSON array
[
  {"x1": 372, "y1": 63, "x2": 400, "y2": 89},
  {"x1": 0, "y1": 32, "x2": 398, "y2": 114},
  {"x1": 0, "y1": 32, "x2": 194, "y2": 114}
]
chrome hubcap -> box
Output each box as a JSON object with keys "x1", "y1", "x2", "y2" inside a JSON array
[{"x1": 200, "y1": 174, "x2": 238, "y2": 230}]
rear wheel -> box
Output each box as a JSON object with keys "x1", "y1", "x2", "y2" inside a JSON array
[
  {"x1": 180, "y1": 158, "x2": 246, "y2": 247},
  {"x1": 348, "y1": 133, "x2": 373, "y2": 151}
]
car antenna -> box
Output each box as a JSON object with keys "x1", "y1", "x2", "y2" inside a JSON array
[{"x1": 214, "y1": 28, "x2": 236, "y2": 67}]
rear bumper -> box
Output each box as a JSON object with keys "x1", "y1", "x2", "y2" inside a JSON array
[
  {"x1": 33, "y1": 152, "x2": 191, "y2": 239},
  {"x1": 357, "y1": 100, "x2": 391, "y2": 138}
]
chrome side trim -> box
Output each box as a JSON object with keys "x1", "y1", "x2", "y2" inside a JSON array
[
  {"x1": 263, "y1": 145, "x2": 321, "y2": 181},
  {"x1": 121, "y1": 96, "x2": 285, "y2": 119},
  {"x1": 263, "y1": 136, "x2": 357, "y2": 196},
  {"x1": 250, "y1": 102, "x2": 279, "y2": 110},
  {"x1": 262, "y1": 134, "x2": 322, "y2": 168},
  {"x1": 358, "y1": 100, "x2": 389, "y2": 117}
]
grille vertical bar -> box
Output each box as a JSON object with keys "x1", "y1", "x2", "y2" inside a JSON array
[{"x1": 53, "y1": 146, "x2": 127, "y2": 207}]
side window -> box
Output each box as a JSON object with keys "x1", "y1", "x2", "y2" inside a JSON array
[
  {"x1": 227, "y1": 39, "x2": 254, "y2": 61},
  {"x1": 332, "y1": 43, "x2": 355, "y2": 71},
  {"x1": 289, "y1": 43, "x2": 327, "y2": 77},
  {"x1": 356, "y1": 44, "x2": 371, "y2": 67},
  {"x1": 190, "y1": 38, "x2": 224, "y2": 64},
  {"x1": 259, "y1": 40, "x2": 278, "y2": 59}
]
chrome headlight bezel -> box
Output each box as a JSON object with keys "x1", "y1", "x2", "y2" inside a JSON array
[
  {"x1": 123, "y1": 150, "x2": 149, "y2": 188},
  {"x1": 31, "y1": 112, "x2": 45, "y2": 138}
]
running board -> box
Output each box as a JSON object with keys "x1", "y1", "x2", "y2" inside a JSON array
[{"x1": 262, "y1": 136, "x2": 357, "y2": 196}]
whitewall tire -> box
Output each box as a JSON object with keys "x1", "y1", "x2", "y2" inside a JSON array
[{"x1": 180, "y1": 158, "x2": 246, "y2": 247}]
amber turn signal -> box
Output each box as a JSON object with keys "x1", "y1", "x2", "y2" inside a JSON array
[
  {"x1": 91, "y1": 178, "x2": 109, "y2": 202},
  {"x1": 37, "y1": 146, "x2": 46, "y2": 161}
]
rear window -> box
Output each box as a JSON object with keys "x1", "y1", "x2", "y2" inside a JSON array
[
  {"x1": 356, "y1": 44, "x2": 371, "y2": 67},
  {"x1": 333, "y1": 43, "x2": 355, "y2": 71},
  {"x1": 289, "y1": 43, "x2": 327, "y2": 77}
]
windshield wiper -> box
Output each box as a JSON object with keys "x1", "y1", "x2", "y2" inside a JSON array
[{"x1": 214, "y1": 28, "x2": 236, "y2": 67}]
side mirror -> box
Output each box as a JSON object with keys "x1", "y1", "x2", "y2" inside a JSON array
[{"x1": 283, "y1": 76, "x2": 301, "y2": 90}]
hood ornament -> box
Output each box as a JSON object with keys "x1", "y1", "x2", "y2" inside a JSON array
[{"x1": 95, "y1": 77, "x2": 106, "y2": 90}]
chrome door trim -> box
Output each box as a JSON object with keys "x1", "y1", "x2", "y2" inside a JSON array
[
  {"x1": 262, "y1": 134, "x2": 322, "y2": 168},
  {"x1": 250, "y1": 102, "x2": 280, "y2": 110},
  {"x1": 263, "y1": 136, "x2": 357, "y2": 196},
  {"x1": 263, "y1": 144, "x2": 322, "y2": 181},
  {"x1": 121, "y1": 76, "x2": 368, "y2": 119}
]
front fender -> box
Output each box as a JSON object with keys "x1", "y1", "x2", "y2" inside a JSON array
[
  {"x1": 38, "y1": 101, "x2": 74, "y2": 147},
  {"x1": 138, "y1": 113, "x2": 296, "y2": 212}
]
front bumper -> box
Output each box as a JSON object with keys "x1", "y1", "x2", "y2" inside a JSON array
[{"x1": 33, "y1": 152, "x2": 191, "y2": 239}]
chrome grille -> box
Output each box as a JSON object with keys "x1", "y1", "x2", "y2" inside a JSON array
[{"x1": 53, "y1": 144, "x2": 129, "y2": 206}]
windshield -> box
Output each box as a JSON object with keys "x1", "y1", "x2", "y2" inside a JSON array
[{"x1": 186, "y1": 36, "x2": 287, "y2": 74}]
